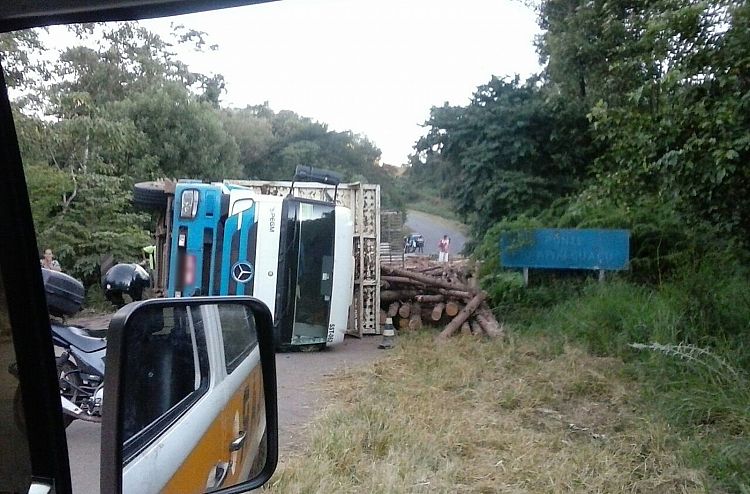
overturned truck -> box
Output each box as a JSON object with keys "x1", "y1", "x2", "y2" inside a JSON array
[{"x1": 134, "y1": 167, "x2": 381, "y2": 350}]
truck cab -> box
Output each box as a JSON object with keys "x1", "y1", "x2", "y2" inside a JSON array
[{"x1": 164, "y1": 178, "x2": 354, "y2": 350}]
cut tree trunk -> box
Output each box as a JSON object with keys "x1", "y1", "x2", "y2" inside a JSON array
[
  {"x1": 382, "y1": 276, "x2": 426, "y2": 287},
  {"x1": 409, "y1": 302, "x2": 422, "y2": 330},
  {"x1": 381, "y1": 290, "x2": 420, "y2": 303},
  {"x1": 382, "y1": 265, "x2": 469, "y2": 291},
  {"x1": 475, "y1": 309, "x2": 503, "y2": 338},
  {"x1": 437, "y1": 292, "x2": 486, "y2": 340},
  {"x1": 438, "y1": 289, "x2": 474, "y2": 301},
  {"x1": 431, "y1": 302, "x2": 445, "y2": 321},
  {"x1": 415, "y1": 294, "x2": 444, "y2": 303},
  {"x1": 445, "y1": 300, "x2": 461, "y2": 317},
  {"x1": 387, "y1": 302, "x2": 400, "y2": 317},
  {"x1": 398, "y1": 318, "x2": 410, "y2": 330},
  {"x1": 398, "y1": 303, "x2": 411, "y2": 319},
  {"x1": 470, "y1": 320, "x2": 484, "y2": 336}
]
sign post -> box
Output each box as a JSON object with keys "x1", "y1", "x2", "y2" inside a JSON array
[{"x1": 500, "y1": 229, "x2": 630, "y2": 284}]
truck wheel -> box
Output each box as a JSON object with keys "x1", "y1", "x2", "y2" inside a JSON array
[{"x1": 133, "y1": 181, "x2": 168, "y2": 209}]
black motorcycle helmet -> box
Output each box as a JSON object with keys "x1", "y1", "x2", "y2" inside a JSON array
[{"x1": 103, "y1": 263, "x2": 151, "y2": 306}]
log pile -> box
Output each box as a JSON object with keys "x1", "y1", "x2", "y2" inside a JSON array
[{"x1": 380, "y1": 258, "x2": 504, "y2": 340}]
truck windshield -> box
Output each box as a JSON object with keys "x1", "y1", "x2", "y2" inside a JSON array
[{"x1": 279, "y1": 201, "x2": 335, "y2": 346}]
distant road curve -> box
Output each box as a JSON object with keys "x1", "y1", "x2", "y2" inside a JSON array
[{"x1": 404, "y1": 209, "x2": 468, "y2": 256}]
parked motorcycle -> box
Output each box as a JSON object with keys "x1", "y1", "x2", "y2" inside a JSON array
[
  {"x1": 11, "y1": 268, "x2": 107, "y2": 429},
  {"x1": 51, "y1": 321, "x2": 106, "y2": 427}
]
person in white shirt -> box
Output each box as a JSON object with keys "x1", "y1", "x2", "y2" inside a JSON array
[
  {"x1": 438, "y1": 235, "x2": 450, "y2": 262},
  {"x1": 40, "y1": 248, "x2": 61, "y2": 271}
]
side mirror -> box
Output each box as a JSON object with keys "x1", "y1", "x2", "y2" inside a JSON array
[{"x1": 101, "y1": 297, "x2": 278, "y2": 493}]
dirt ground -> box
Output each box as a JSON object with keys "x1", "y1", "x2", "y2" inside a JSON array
[{"x1": 275, "y1": 336, "x2": 384, "y2": 453}]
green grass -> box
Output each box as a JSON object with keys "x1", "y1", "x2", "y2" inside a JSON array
[
  {"x1": 265, "y1": 332, "x2": 704, "y2": 493},
  {"x1": 510, "y1": 266, "x2": 750, "y2": 493}
]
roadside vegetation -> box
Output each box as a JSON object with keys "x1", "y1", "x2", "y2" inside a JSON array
[
  {"x1": 267, "y1": 331, "x2": 705, "y2": 493},
  {"x1": 400, "y1": 1, "x2": 749, "y2": 490},
  {"x1": 267, "y1": 257, "x2": 748, "y2": 492}
]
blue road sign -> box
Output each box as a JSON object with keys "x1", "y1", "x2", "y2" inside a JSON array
[{"x1": 500, "y1": 229, "x2": 630, "y2": 271}]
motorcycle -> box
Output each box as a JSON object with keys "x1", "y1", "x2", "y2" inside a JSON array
[
  {"x1": 51, "y1": 320, "x2": 106, "y2": 427},
  {"x1": 10, "y1": 320, "x2": 106, "y2": 429},
  {"x1": 10, "y1": 268, "x2": 106, "y2": 429}
]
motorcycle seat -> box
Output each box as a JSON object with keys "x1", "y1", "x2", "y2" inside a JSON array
[{"x1": 51, "y1": 324, "x2": 107, "y2": 353}]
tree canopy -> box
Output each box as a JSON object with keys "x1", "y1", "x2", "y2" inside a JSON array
[
  {"x1": 1, "y1": 22, "x2": 396, "y2": 286},
  {"x1": 411, "y1": 0, "x2": 750, "y2": 251}
]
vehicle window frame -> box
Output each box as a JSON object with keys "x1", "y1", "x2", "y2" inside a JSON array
[
  {"x1": 0, "y1": 61, "x2": 73, "y2": 494},
  {"x1": 1, "y1": 5, "x2": 279, "y2": 494}
]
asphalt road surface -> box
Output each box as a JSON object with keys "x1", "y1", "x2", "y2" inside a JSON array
[
  {"x1": 404, "y1": 209, "x2": 468, "y2": 256},
  {"x1": 67, "y1": 335, "x2": 383, "y2": 492}
]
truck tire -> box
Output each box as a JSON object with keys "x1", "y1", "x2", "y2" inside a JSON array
[{"x1": 133, "y1": 181, "x2": 168, "y2": 209}]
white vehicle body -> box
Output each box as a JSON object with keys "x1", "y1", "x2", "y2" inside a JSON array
[
  {"x1": 226, "y1": 188, "x2": 353, "y2": 346},
  {"x1": 122, "y1": 303, "x2": 265, "y2": 493}
]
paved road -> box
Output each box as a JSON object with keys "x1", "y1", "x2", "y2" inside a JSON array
[
  {"x1": 67, "y1": 335, "x2": 383, "y2": 492},
  {"x1": 404, "y1": 209, "x2": 468, "y2": 256}
]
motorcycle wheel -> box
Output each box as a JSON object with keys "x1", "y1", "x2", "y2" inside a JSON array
[{"x1": 59, "y1": 361, "x2": 80, "y2": 428}]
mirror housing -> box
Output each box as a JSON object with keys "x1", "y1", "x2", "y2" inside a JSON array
[{"x1": 101, "y1": 297, "x2": 278, "y2": 494}]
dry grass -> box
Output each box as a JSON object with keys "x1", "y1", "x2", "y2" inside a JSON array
[{"x1": 264, "y1": 331, "x2": 706, "y2": 493}]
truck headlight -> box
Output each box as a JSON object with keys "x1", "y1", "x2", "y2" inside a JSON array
[{"x1": 180, "y1": 189, "x2": 199, "y2": 219}]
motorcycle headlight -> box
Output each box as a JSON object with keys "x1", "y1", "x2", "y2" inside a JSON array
[{"x1": 180, "y1": 189, "x2": 200, "y2": 219}]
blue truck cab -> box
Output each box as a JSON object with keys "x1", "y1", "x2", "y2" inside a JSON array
[{"x1": 161, "y1": 179, "x2": 354, "y2": 350}]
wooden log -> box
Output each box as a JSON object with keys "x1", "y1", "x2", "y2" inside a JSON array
[
  {"x1": 398, "y1": 303, "x2": 411, "y2": 318},
  {"x1": 475, "y1": 309, "x2": 504, "y2": 338},
  {"x1": 387, "y1": 302, "x2": 400, "y2": 317},
  {"x1": 409, "y1": 303, "x2": 422, "y2": 330},
  {"x1": 470, "y1": 319, "x2": 484, "y2": 336},
  {"x1": 419, "y1": 265, "x2": 445, "y2": 275},
  {"x1": 415, "y1": 294, "x2": 444, "y2": 303},
  {"x1": 460, "y1": 321, "x2": 472, "y2": 336},
  {"x1": 437, "y1": 292, "x2": 486, "y2": 340},
  {"x1": 438, "y1": 288, "x2": 474, "y2": 301},
  {"x1": 381, "y1": 275, "x2": 426, "y2": 287},
  {"x1": 445, "y1": 300, "x2": 461, "y2": 317},
  {"x1": 382, "y1": 265, "x2": 469, "y2": 291},
  {"x1": 431, "y1": 302, "x2": 445, "y2": 321},
  {"x1": 381, "y1": 290, "x2": 420, "y2": 303},
  {"x1": 398, "y1": 317, "x2": 410, "y2": 330}
]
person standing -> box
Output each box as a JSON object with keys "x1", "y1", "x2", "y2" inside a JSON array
[
  {"x1": 40, "y1": 248, "x2": 61, "y2": 271},
  {"x1": 438, "y1": 235, "x2": 450, "y2": 263}
]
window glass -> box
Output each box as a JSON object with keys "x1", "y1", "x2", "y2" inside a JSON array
[
  {"x1": 121, "y1": 304, "x2": 209, "y2": 458},
  {"x1": 0, "y1": 265, "x2": 33, "y2": 493},
  {"x1": 294, "y1": 203, "x2": 335, "y2": 344},
  {"x1": 218, "y1": 303, "x2": 257, "y2": 373}
]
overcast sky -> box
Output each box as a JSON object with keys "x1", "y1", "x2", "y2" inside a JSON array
[{"x1": 133, "y1": 0, "x2": 541, "y2": 165}]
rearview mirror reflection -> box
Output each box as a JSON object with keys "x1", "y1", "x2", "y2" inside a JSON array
[{"x1": 102, "y1": 297, "x2": 277, "y2": 494}]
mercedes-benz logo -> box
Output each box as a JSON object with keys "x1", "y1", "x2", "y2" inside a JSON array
[{"x1": 231, "y1": 261, "x2": 254, "y2": 284}]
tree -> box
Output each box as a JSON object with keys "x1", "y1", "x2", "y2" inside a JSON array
[{"x1": 413, "y1": 76, "x2": 593, "y2": 233}]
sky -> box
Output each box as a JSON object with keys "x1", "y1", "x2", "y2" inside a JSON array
[{"x1": 66, "y1": 0, "x2": 543, "y2": 166}]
